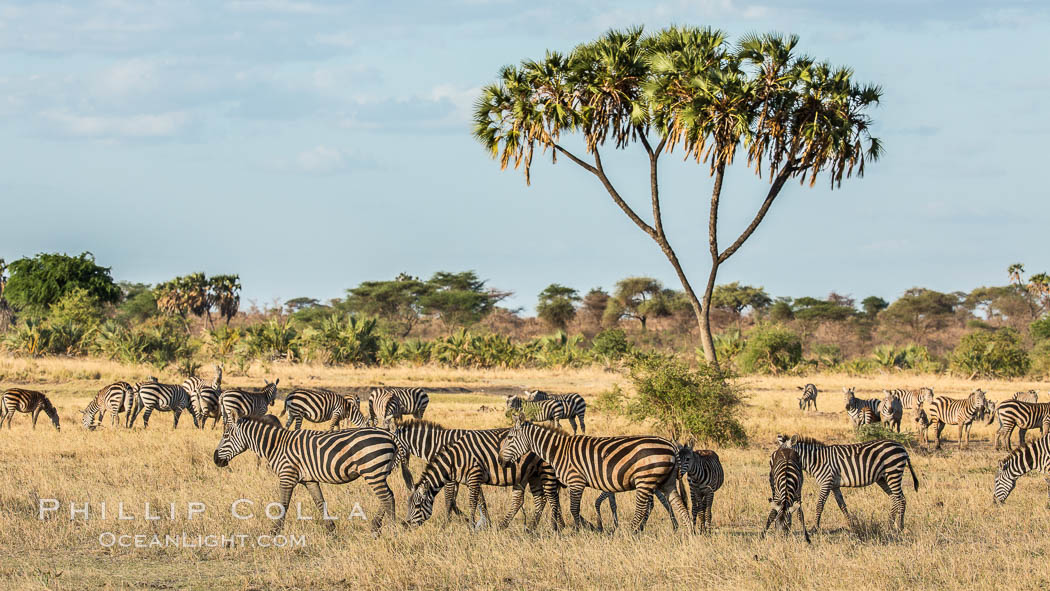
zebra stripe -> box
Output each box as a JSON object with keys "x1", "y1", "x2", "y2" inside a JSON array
[
  {"x1": 994, "y1": 400, "x2": 1050, "y2": 450},
  {"x1": 499, "y1": 415, "x2": 690, "y2": 533},
  {"x1": 183, "y1": 365, "x2": 222, "y2": 429},
  {"x1": 797, "y1": 384, "x2": 818, "y2": 411},
  {"x1": 929, "y1": 390, "x2": 987, "y2": 450},
  {"x1": 368, "y1": 387, "x2": 429, "y2": 425},
  {"x1": 213, "y1": 417, "x2": 398, "y2": 533},
  {"x1": 1013, "y1": 390, "x2": 1039, "y2": 403},
  {"x1": 523, "y1": 390, "x2": 587, "y2": 434},
  {"x1": 81, "y1": 382, "x2": 133, "y2": 430},
  {"x1": 505, "y1": 395, "x2": 568, "y2": 426},
  {"x1": 1, "y1": 388, "x2": 60, "y2": 430},
  {"x1": 879, "y1": 392, "x2": 903, "y2": 432},
  {"x1": 843, "y1": 387, "x2": 880, "y2": 428},
  {"x1": 280, "y1": 388, "x2": 366, "y2": 431},
  {"x1": 779, "y1": 434, "x2": 919, "y2": 532},
  {"x1": 761, "y1": 441, "x2": 810, "y2": 543},
  {"x1": 128, "y1": 380, "x2": 192, "y2": 429},
  {"x1": 885, "y1": 387, "x2": 934, "y2": 410},
  {"x1": 219, "y1": 379, "x2": 279, "y2": 425},
  {"x1": 406, "y1": 429, "x2": 563, "y2": 531},
  {"x1": 994, "y1": 435, "x2": 1050, "y2": 504},
  {"x1": 913, "y1": 405, "x2": 931, "y2": 448}
]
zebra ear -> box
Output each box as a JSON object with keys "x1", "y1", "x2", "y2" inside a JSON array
[{"x1": 788, "y1": 435, "x2": 798, "y2": 447}]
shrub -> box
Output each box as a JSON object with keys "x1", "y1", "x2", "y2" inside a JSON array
[
  {"x1": 738, "y1": 324, "x2": 802, "y2": 375},
  {"x1": 856, "y1": 423, "x2": 915, "y2": 446},
  {"x1": 712, "y1": 328, "x2": 746, "y2": 368},
  {"x1": 305, "y1": 315, "x2": 380, "y2": 366},
  {"x1": 593, "y1": 385, "x2": 625, "y2": 413},
  {"x1": 1031, "y1": 316, "x2": 1050, "y2": 342},
  {"x1": 810, "y1": 343, "x2": 843, "y2": 370},
  {"x1": 591, "y1": 328, "x2": 632, "y2": 360},
  {"x1": 950, "y1": 328, "x2": 1030, "y2": 379},
  {"x1": 621, "y1": 353, "x2": 747, "y2": 446},
  {"x1": 1029, "y1": 340, "x2": 1050, "y2": 379}
]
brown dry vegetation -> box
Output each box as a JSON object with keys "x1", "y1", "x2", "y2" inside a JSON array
[{"x1": 1, "y1": 355, "x2": 1049, "y2": 590}]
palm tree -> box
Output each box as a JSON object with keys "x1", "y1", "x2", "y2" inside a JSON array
[
  {"x1": 209, "y1": 274, "x2": 241, "y2": 326},
  {"x1": 473, "y1": 26, "x2": 882, "y2": 367},
  {"x1": 0, "y1": 258, "x2": 12, "y2": 331}
]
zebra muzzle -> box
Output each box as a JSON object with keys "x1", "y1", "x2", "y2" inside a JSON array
[{"x1": 213, "y1": 450, "x2": 229, "y2": 467}]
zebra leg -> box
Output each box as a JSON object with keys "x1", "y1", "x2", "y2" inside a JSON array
[
  {"x1": 660, "y1": 475, "x2": 692, "y2": 533},
  {"x1": 32, "y1": 408, "x2": 40, "y2": 429},
  {"x1": 542, "y1": 475, "x2": 564, "y2": 531},
  {"x1": 444, "y1": 483, "x2": 465, "y2": 520},
  {"x1": 568, "y1": 416, "x2": 578, "y2": 435},
  {"x1": 812, "y1": 484, "x2": 832, "y2": 532},
  {"x1": 173, "y1": 409, "x2": 181, "y2": 429},
  {"x1": 270, "y1": 472, "x2": 297, "y2": 535},
  {"x1": 363, "y1": 472, "x2": 395, "y2": 533},
  {"x1": 294, "y1": 416, "x2": 304, "y2": 431},
  {"x1": 141, "y1": 407, "x2": 153, "y2": 429},
  {"x1": 568, "y1": 485, "x2": 590, "y2": 530},
  {"x1": 933, "y1": 421, "x2": 945, "y2": 450},
  {"x1": 523, "y1": 480, "x2": 546, "y2": 531},
  {"x1": 594, "y1": 492, "x2": 608, "y2": 532},
  {"x1": 284, "y1": 413, "x2": 295, "y2": 429},
  {"x1": 1019, "y1": 428, "x2": 1028, "y2": 448},
  {"x1": 958, "y1": 423, "x2": 966, "y2": 449},
  {"x1": 499, "y1": 486, "x2": 526, "y2": 529},
  {"x1": 796, "y1": 506, "x2": 811, "y2": 543},
  {"x1": 831, "y1": 488, "x2": 851, "y2": 526},
  {"x1": 302, "y1": 481, "x2": 336, "y2": 532},
  {"x1": 654, "y1": 489, "x2": 679, "y2": 531},
  {"x1": 761, "y1": 509, "x2": 779, "y2": 538},
  {"x1": 630, "y1": 487, "x2": 656, "y2": 533}
]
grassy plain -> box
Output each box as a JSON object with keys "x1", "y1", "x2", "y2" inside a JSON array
[{"x1": 1, "y1": 355, "x2": 1049, "y2": 590}]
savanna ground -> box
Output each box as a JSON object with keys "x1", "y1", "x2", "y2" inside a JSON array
[{"x1": 1, "y1": 355, "x2": 1049, "y2": 590}]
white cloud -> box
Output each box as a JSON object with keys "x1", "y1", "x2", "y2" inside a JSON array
[
  {"x1": 295, "y1": 145, "x2": 347, "y2": 174},
  {"x1": 41, "y1": 110, "x2": 189, "y2": 138},
  {"x1": 313, "y1": 31, "x2": 355, "y2": 49},
  {"x1": 226, "y1": 0, "x2": 332, "y2": 14}
]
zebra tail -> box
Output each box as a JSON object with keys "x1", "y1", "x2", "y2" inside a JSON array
[
  {"x1": 278, "y1": 402, "x2": 287, "y2": 418},
  {"x1": 677, "y1": 476, "x2": 689, "y2": 513},
  {"x1": 907, "y1": 457, "x2": 920, "y2": 491}
]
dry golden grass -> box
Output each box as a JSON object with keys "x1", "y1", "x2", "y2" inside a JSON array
[{"x1": 2, "y1": 355, "x2": 1049, "y2": 590}]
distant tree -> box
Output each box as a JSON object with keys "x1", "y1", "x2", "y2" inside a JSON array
[
  {"x1": 5, "y1": 252, "x2": 120, "y2": 315},
  {"x1": 880, "y1": 288, "x2": 958, "y2": 343},
  {"x1": 581, "y1": 288, "x2": 610, "y2": 326},
  {"x1": 860, "y1": 296, "x2": 888, "y2": 319},
  {"x1": 0, "y1": 258, "x2": 12, "y2": 330},
  {"x1": 116, "y1": 282, "x2": 158, "y2": 324},
  {"x1": 1006, "y1": 263, "x2": 1050, "y2": 318},
  {"x1": 536, "y1": 284, "x2": 581, "y2": 330},
  {"x1": 345, "y1": 273, "x2": 430, "y2": 337},
  {"x1": 964, "y1": 286, "x2": 1032, "y2": 327},
  {"x1": 603, "y1": 277, "x2": 669, "y2": 330},
  {"x1": 710, "y1": 282, "x2": 771, "y2": 319},
  {"x1": 420, "y1": 271, "x2": 510, "y2": 330},
  {"x1": 209, "y1": 274, "x2": 242, "y2": 326},
  {"x1": 284, "y1": 297, "x2": 322, "y2": 314},
  {"x1": 155, "y1": 273, "x2": 210, "y2": 322},
  {"x1": 792, "y1": 296, "x2": 856, "y2": 323},
  {"x1": 48, "y1": 287, "x2": 105, "y2": 328},
  {"x1": 768, "y1": 297, "x2": 794, "y2": 322}
]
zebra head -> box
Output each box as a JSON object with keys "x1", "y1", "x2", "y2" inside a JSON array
[
  {"x1": 499, "y1": 413, "x2": 531, "y2": 464},
  {"x1": 213, "y1": 420, "x2": 250, "y2": 467},
  {"x1": 341, "y1": 395, "x2": 366, "y2": 428},
  {"x1": 842, "y1": 387, "x2": 856, "y2": 408},
  {"x1": 40, "y1": 398, "x2": 60, "y2": 431},
  {"x1": 677, "y1": 441, "x2": 695, "y2": 478},
  {"x1": 993, "y1": 457, "x2": 1018, "y2": 505},
  {"x1": 775, "y1": 434, "x2": 797, "y2": 449},
  {"x1": 262, "y1": 379, "x2": 279, "y2": 406},
  {"x1": 919, "y1": 387, "x2": 934, "y2": 405},
  {"x1": 406, "y1": 485, "x2": 436, "y2": 526},
  {"x1": 505, "y1": 394, "x2": 521, "y2": 412},
  {"x1": 81, "y1": 410, "x2": 97, "y2": 430}
]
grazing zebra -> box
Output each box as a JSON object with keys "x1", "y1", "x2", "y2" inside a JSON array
[
  {"x1": 929, "y1": 389, "x2": 987, "y2": 450},
  {"x1": 406, "y1": 429, "x2": 563, "y2": 531},
  {"x1": 368, "y1": 387, "x2": 429, "y2": 426},
  {"x1": 913, "y1": 405, "x2": 930, "y2": 448},
  {"x1": 994, "y1": 399, "x2": 1050, "y2": 450},
  {"x1": 128, "y1": 380, "x2": 193, "y2": 429},
  {"x1": 499, "y1": 414, "x2": 691, "y2": 533},
  {"x1": 778, "y1": 434, "x2": 919, "y2": 532},
  {"x1": 1013, "y1": 390, "x2": 1039, "y2": 403},
  {"x1": 505, "y1": 394, "x2": 568, "y2": 428},
  {"x1": 213, "y1": 417, "x2": 399, "y2": 533},
  {"x1": 81, "y1": 382, "x2": 134, "y2": 430},
  {"x1": 761, "y1": 440, "x2": 810, "y2": 543},
  {"x1": 797, "y1": 384, "x2": 818, "y2": 411},
  {"x1": 523, "y1": 390, "x2": 587, "y2": 434},
  {"x1": 183, "y1": 365, "x2": 223, "y2": 429},
  {"x1": 880, "y1": 391, "x2": 903, "y2": 432},
  {"x1": 884, "y1": 387, "x2": 934, "y2": 410},
  {"x1": 280, "y1": 389, "x2": 366, "y2": 431},
  {"x1": 993, "y1": 435, "x2": 1050, "y2": 504},
  {"x1": 1, "y1": 388, "x2": 60, "y2": 430},
  {"x1": 219, "y1": 379, "x2": 279, "y2": 425},
  {"x1": 843, "y1": 387, "x2": 881, "y2": 428}
]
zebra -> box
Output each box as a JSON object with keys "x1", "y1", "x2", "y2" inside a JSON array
[
  {"x1": 498, "y1": 414, "x2": 691, "y2": 533},
  {"x1": 81, "y1": 382, "x2": 134, "y2": 430},
  {"x1": 1013, "y1": 390, "x2": 1039, "y2": 403},
  {"x1": 406, "y1": 429, "x2": 563, "y2": 531},
  {"x1": 505, "y1": 394, "x2": 568, "y2": 428},
  {"x1": 993, "y1": 435, "x2": 1050, "y2": 504},
  {"x1": 797, "y1": 384, "x2": 818, "y2": 411},
  {"x1": 1, "y1": 388, "x2": 60, "y2": 430},
  {"x1": 929, "y1": 389, "x2": 987, "y2": 450},
  {"x1": 183, "y1": 365, "x2": 223, "y2": 429},
  {"x1": 913, "y1": 405, "x2": 930, "y2": 448},
  {"x1": 213, "y1": 416, "x2": 399, "y2": 534},
  {"x1": 778, "y1": 434, "x2": 919, "y2": 532},
  {"x1": 843, "y1": 387, "x2": 880, "y2": 428},
  {"x1": 761, "y1": 439, "x2": 810, "y2": 543},
  {"x1": 127, "y1": 379, "x2": 193, "y2": 429},
  {"x1": 219, "y1": 379, "x2": 279, "y2": 425},
  {"x1": 280, "y1": 389, "x2": 366, "y2": 431},
  {"x1": 993, "y1": 399, "x2": 1050, "y2": 450},
  {"x1": 880, "y1": 391, "x2": 903, "y2": 432},
  {"x1": 368, "y1": 387, "x2": 429, "y2": 426},
  {"x1": 523, "y1": 390, "x2": 587, "y2": 434},
  {"x1": 885, "y1": 387, "x2": 934, "y2": 410}
]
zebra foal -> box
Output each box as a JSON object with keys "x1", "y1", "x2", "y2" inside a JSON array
[
  {"x1": 281, "y1": 388, "x2": 366, "y2": 431},
  {"x1": 797, "y1": 384, "x2": 818, "y2": 411},
  {"x1": 761, "y1": 438, "x2": 810, "y2": 543},
  {"x1": 219, "y1": 379, "x2": 279, "y2": 425},
  {"x1": 81, "y1": 382, "x2": 134, "y2": 429}
]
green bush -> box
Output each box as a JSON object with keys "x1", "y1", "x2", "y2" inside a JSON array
[
  {"x1": 738, "y1": 324, "x2": 802, "y2": 375},
  {"x1": 712, "y1": 328, "x2": 746, "y2": 368},
  {"x1": 593, "y1": 385, "x2": 625, "y2": 413},
  {"x1": 621, "y1": 353, "x2": 747, "y2": 446},
  {"x1": 950, "y1": 328, "x2": 1030, "y2": 379},
  {"x1": 1031, "y1": 316, "x2": 1050, "y2": 342},
  {"x1": 591, "y1": 328, "x2": 632, "y2": 360},
  {"x1": 1029, "y1": 340, "x2": 1050, "y2": 379},
  {"x1": 304, "y1": 315, "x2": 380, "y2": 365},
  {"x1": 856, "y1": 423, "x2": 915, "y2": 446},
  {"x1": 810, "y1": 343, "x2": 843, "y2": 369}
]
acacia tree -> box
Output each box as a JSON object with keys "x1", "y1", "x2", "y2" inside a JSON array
[
  {"x1": 536, "y1": 283, "x2": 580, "y2": 330},
  {"x1": 603, "y1": 277, "x2": 670, "y2": 330},
  {"x1": 473, "y1": 26, "x2": 882, "y2": 366}
]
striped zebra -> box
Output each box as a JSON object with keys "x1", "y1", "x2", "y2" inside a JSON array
[
  {"x1": 929, "y1": 389, "x2": 987, "y2": 450},
  {"x1": 128, "y1": 379, "x2": 193, "y2": 429},
  {"x1": 884, "y1": 387, "x2": 934, "y2": 410},
  {"x1": 778, "y1": 434, "x2": 919, "y2": 532},
  {"x1": 1, "y1": 388, "x2": 60, "y2": 430},
  {"x1": 879, "y1": 391, "x2": 903, "y2": 432},
  {"x1": 183, "y1": 365, "x2": 223, "y2": 429},
  {"x1": 913, "y1": 405, "x2": 930, "y2": 448},
  {"x1": 994, "y1": 399, "x2": 1050, "y2": 450},
  {"x1": 1013, "y1": 390, "x2": 1039, "y2": 403},
  {"x1": 213, "y1": 417, "x2": 399, "y2": 533},
  {"x1": 843, "y1": 387, "x2": 880, "y2": 428},
  {"x1": 797, "y1": 384, "x2": 818, "y2": 411},
  {"x1": 81, "y1": 382, "x2": 135, "y2": 429},
  {"x1": 280, "y1": 388, "x2": 366, "y2": 431},
  {"x1": 761, "y1": 440, "x2": 810, "y2": 543},
  {"x1": 499, "y1": 414, "x2": 691, "y2": 533},
  {"x1": 219, "y1": 379, "x2": 279, "y2": 425},
  {"x1": 993, "y1": 435, "x2": 1050, "y2": 504},
  {"x1": 368, "y1": 387, "x2": 429, "y2": 426},
  {"x1": 523, "y1": 390, "x2": 587, "y2": 434},
  {"x1": 406, "y1": 429, "x2": 563, "y2": 531},
  {"x1": 505, "y1": 395, "x2": 568, "y2": 428}
]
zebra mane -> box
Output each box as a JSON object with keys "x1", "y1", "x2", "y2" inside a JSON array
[
  {"x1": 397, "y1": 419, "x2": 448, "y2": 431},
  {"x1": 518, "y1": 420, "x2": 571, "y2": 437},
  {"x1": 791, "y1": 435, "x2": 827, "y2": 447}
]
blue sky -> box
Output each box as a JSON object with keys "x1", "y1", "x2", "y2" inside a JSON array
[{"x1": 1, "y1": 1, "x2": 1047, "y2": 314}]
